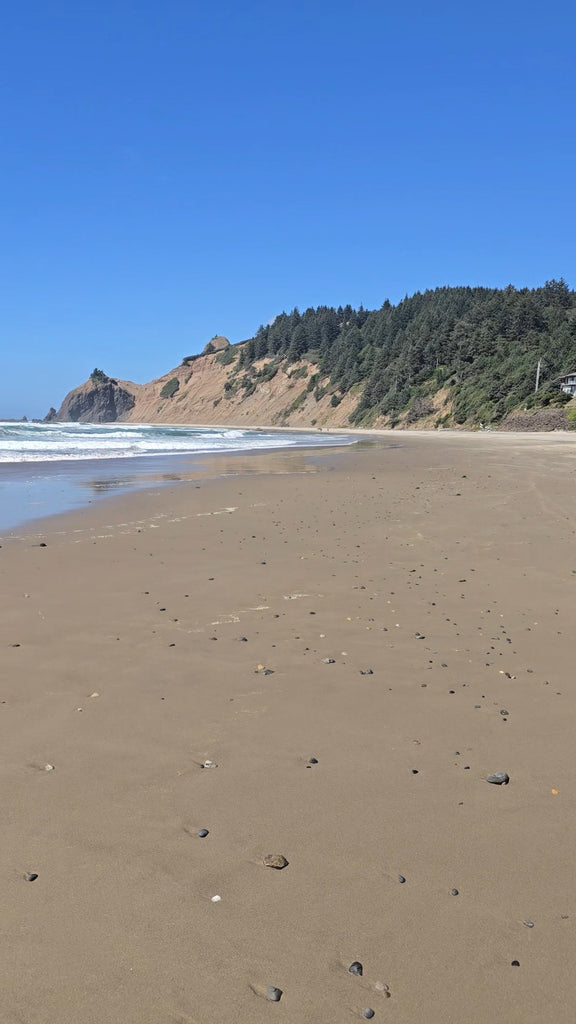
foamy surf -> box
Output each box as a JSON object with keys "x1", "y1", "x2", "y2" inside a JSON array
[{"x1": 0, "y1": 422, "x2": 353, "y2": 464}]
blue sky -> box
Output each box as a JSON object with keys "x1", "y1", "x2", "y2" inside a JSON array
[{"x1": 2, "y1": 1, "x2": 576, "y2": 417}]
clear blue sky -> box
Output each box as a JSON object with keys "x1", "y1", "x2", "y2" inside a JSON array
[{"x1": 2, "y1": 1, "x2": 575, "y2": 417}]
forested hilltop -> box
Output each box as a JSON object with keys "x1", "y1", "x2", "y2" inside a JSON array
[
  {"x1": 51, "y1": 281, "x2": 576, "y2": 429},
  {"x1": 231, "y1": 279, "x2": 576, "y2": 428}
]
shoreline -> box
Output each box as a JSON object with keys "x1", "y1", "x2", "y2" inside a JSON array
[
  {"x1": 2, "y1": 426, "x2": 576, "y2": 539},
  {"x1": 0, "y1": 428, "x2": 360, "y2": 536}
]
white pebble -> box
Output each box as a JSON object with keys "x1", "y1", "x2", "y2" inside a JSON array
[{"x1": 211, "y1": 895, "x2": 221, "y2": 902}]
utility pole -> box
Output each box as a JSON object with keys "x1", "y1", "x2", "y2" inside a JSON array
[{"x1": 535, "y1": 359, "x2": 542, "y2": 393}]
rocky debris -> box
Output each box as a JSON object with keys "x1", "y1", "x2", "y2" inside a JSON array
[
  {"x1": 363, "y1": 1010, "x2": 375, "y2": 1019},
  {"x1": 266, "y1": 986, "x2": 282, "y2": 1002},
  {"x1": 486, "y1": 772, "x2": 509, "y2": 785},
  {"x1": 398, "y1": 874, "x2": 406, "y2": 883},
  {"x1": 198, "y1": 829, "x2": 209, "y2": 838},
  {"x1": 322, "y1": 657, "x2": 335, "y2": 664},
  {"x1": 263, "y1": 854, "x2": 289, "y2": 870},
  {"x1": 348, "y1": 961, "x2": 363, "y2": 976},
  {"x1": 25, "y1": 873, "x2": 38, "y2": 882},
  {"x1": 201, "y1": 759, "x2": 217, "y2": 769}
]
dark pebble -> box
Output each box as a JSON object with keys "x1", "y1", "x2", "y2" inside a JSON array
[
  {"x1": 322, "y1": 658, "x2": 336, "y2": 664},
  {"x1": 363, "y1": 1010, "x2": 375, "y2": 1020},
  {"x1": 198, "y1": 829, "x2": 209, "y2": 838},
  {"x1": 500, "y1": 709, "x2": 509, "y2": 716},
  {"x1": 398, "y1": 874, "x2": 406, "y2": 883},
  {"x1": 511, "y1": 960, "x2": 520, "y2": 967},
  {"x1": 450, "y1": 888, "x2": 459, "y2": 896},
  {"x1": 360, "y1": 669, "x2": 373, "y2": 675},
  {"x1": 487, "y1": 772, "x2": 509, "y2": 785},
  {"x1": 412, "y1": 769, "x2": 419, "y2": 775},
  {"x1": 266, "y1": 986, "x2": 282, "y2": 1002},
  {"x1": 348, "y1": 961, "x2": 363, "y2": 976},
  {"x1": 308, "y1": 757, "x2": 318, "y2": 764},
  {"x1": 26, "y1": 873, "x2": 38, "y2": 882}
]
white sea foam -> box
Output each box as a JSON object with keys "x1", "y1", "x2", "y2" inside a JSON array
[{"x1": 0, "y1": 422, "x2": 352, "y2": 463}]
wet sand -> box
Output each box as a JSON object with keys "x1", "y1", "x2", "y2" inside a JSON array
[{"x1": 1, "y1": 431, "x2": 576, "y2": 1023}]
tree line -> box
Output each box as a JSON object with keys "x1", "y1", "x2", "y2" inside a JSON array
[{"x1": 232, "y1": 280, "x2": 576, "y2": 425}]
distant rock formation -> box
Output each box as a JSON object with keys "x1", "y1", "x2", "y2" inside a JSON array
[
  {"x1": 50, "y1": 378, "x2": 137, "y2": 423},
  {"x1": 202, "y1": 336, "x2": 230, "y2": 355}
]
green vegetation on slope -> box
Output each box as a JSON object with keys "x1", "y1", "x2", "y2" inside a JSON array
[{"x1": 233, "y1": 280, "x2": 576, "y2": 426}]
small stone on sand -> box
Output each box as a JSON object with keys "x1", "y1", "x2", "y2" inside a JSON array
[
  {"x1": 363, "y1": 1009, "x2": 375, "y2": 1019},
  {"x1": 266, "y1": 986, "x2": 282, "y2": 1002},
  {"x1": 198, "y1": 829, "x2": 209, "y2": 838},
  {"x1": 486, "y1": 772, "x2": 509, "y2": 785},
  {"x1": 25, "y1": 873, "x2": 38, "y2": 882},
  {"x1": 263, "y1": 854, "x2": 289, "y2": 869},
  {"x1": 398, "y1": 874, "x2": 406, "y2": 883},
  {"x1": 348, "y1": 961, "x2": 363, "y2": 976}
]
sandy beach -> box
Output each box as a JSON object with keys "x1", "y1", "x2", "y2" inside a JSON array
[{"x1": 1, "y1": 431, "x2": 576, "y2": 1023}]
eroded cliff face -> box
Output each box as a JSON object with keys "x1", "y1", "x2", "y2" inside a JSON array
[
  {"x1": 120, "y1": 353, "x2": 360, "y2": 428},
  {"x1": 51, "y1": 379, "x2": 139, "y2": 423},
  {"x1": 49, "y1": 345, "x2": 448, "y2": 429}
]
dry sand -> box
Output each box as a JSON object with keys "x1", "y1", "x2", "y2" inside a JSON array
[{"x1": 1, "y1": 432, "x2": 576, "y2": 1023}]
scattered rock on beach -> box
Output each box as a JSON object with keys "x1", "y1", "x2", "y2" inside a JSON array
[
  {"x1": 398, "y1": 874, "x2": 406, "y2": 884},
  {"x1": 266, "y1": 986, "x2": 283, "y2": 1002},
  {"x1": 25, "y1": 873, "x2": 38, "y2": 882},
  {"x1": 487, "y1": 772, "x2": 509, "y2": 785},
  {"x1": 198, "y1": 829, "x2": 209, "y2": 838},
  {"x1": 363, "y1": 1010, "x2": 375, "y2": 1019},
  {"x1": 360, "y1": 668, "x2": 373, "y2": 675},
  {"x1": 348, "y1": 961, "x2": 363, "y2": 976},
  {"x1": 322, "y1": 657, "x2": 336, "y2": 664},
  {"x1": 201, "y1": 759, "x2": 217, "y2": 769},
  {"x1": 263, "y1": 854, "x2": 289, "y2": 870}
]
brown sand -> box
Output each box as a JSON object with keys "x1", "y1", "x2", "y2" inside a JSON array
[{"x1": 1, "y1": 432, "x2": 576, "y2": 1023}]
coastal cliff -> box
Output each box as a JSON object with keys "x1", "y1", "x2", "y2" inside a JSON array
[
  {"x1": 47, "y1": 283, "x2": 576, "y2": 429},
  {"x1": 51, "y1": 376, "x2": 139, "y2": 423}
]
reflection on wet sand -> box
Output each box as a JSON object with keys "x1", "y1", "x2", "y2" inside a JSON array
[{"x1": 78, "y1": 448, "x2": 335, "y2": 495}]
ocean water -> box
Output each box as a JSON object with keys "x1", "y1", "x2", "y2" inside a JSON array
[
  {"x1": 0, "y1": 421, "x2": 351, "y2": 463},
  {"x1": 0, "y1": 421, "x2": 354, "y2": 533}
]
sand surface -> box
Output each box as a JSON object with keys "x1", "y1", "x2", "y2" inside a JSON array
[{"x1": 1, "y1": 432, "x2": 576, "y2": 1023}]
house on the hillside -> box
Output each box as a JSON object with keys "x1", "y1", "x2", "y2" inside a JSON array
[{"x1": 558, "y1": 371, "x2": 576, "y2": 397}]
